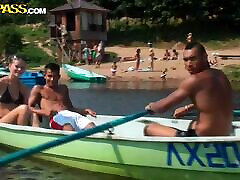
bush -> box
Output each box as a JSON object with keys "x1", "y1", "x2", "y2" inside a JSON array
[
  {"x1": 0, "y1": 25, "x2": 23, "y2": 55},
  {"x1": 17, "y1": 44, "x2": 55, "y2": 67},
  {"x1": 17, "y1": 25, "x2": 49, "y2": 43}
]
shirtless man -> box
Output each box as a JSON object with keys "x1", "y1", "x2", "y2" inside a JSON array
[
  {"x1": 145, "y1": 42, "x2": 233, "y2": 137},
  {"x1": 28, "y1": 63, "x2": 96, "y2": 131}
]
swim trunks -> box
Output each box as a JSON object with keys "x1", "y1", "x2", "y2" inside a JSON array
[
  {"x1": 111, "y1": 68, "x2": 117, "y2": 72},
  {"x1": 49, "y1": 110, "x2": 93, "y2": 131},
  {"x1": 175, "y1": 128, "x2": 197, "y2": 137}
]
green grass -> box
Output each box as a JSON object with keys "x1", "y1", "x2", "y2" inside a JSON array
[
  {"x1": 0, "y1": 24, "x2": 55, "y2": 68},
  {"x1": 17, "y1": 25, "x2": 49, "y2": 43},
  {"x1": 15, "y1": 25, "x2": 57, "y2": 67},
  {"x1": 205, "y1": 38, "x2": 240, "y2": 50},
  {"x1": 107, "y1": 19, "x2": 240, "y2": 50},
  {"x1": 223, "y1": 65, "x2": 240, "y2": 90},
  {"x1": 17, "y1": 44, "x2": 55, "y2": 68}
]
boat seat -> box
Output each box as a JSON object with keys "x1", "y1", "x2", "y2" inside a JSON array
[
  {"x1": 40, "y1": 116, "x2": 51, "y2": 129},
  {"x1": 233, "y1": 126, "x2": 240, "y2": 136}
]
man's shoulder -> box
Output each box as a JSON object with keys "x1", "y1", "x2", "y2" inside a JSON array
[
  {"x1": 202, "y1": 68, "x2": 226, "y2": 79},
  {"x1": 210, "y1": 68, "x2": 224, "y2": 74},
  {"x1": 0, "y1": 76, "x2": 9, "y2": 83},
  {"x1": 179, "y1": 74, "x2": 200, "y2": 92},
  {"x1": 58, "y1": 84, "x2": 69, "y2": 91},
  {"x1": 32, "y1": 85, "x2": 44, "y2": 92},
  {"x1": 0, "y1": 77, "x2": 6, "y2": 83},
  {"x1": 181, "y1": 74, "x2": 199, "y2": 85},
  {"x1": 182, "y1": 69, "x2": 228, "y2": 89},
  {"x1": 59, "y1": 84, "x2": 68, "y2": 88}
]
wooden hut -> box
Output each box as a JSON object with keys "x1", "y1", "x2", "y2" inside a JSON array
[{"x1": 49, "y1": 0, "x2": 108, "y2": 63}]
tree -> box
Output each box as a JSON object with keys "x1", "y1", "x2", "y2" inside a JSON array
[
  {"x1": 30, "y1": 0, "x2": 66, "y2": 10},
  {"x1": 0, "y1": 26, "x2": 23, "y2": 56}
]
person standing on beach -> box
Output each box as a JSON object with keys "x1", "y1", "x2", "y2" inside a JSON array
[
  {"x1": 58, "y1": 24, "x2": 68, "y2": 46},
  {"x1": 144, "y1": 42, "x2": 233, "y2": 137},
  {"x1": 82, "y1": 44, "x2": 90, "y2": 65},
  {"x1": 91, "y1": 44, "x2": 98, "y2": 64},
  {"x1": 96, "y1": 41, "x2": 104, "y2": 68},
  {"x1": 135, "y1": 48, "x2": 141, "y2": 70},
  {"x1": 149, "y1": 48, "x2": 155, "y2": 71}
]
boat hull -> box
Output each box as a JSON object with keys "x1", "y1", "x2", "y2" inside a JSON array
[
  {"x1": 63, "y1": 64, "x2": 106, "y2": 82},
  {"x1": 1, "y1": 116, "x2": 240, "y2": 179}
]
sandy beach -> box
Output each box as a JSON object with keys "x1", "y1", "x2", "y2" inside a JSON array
[{"x1": 59, "y1": 46, "x2": 240, "y2": 82}]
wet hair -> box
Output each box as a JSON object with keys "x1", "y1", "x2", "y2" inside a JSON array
[
  {"x1": 185, "y1": 42, "x2": 210, "y2": 67},
  {"x1": 136, "y1": 48, "x2": 141, "y2": 53},
  {"x1": 8, "y1": 55, "x2": 24, "y2": 64},
  {"x1": 184, "y1": 42, "x2": 207, "y2": 55},
  {"x1": 44, "y1": 63, "x2": 60, "y2": 74}
]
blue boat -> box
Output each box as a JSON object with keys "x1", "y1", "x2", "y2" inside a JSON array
[
  {"x1": 19, "y1": 71, "x2": 45, "y2": 87},
  {"x1": 0, "y1": 68, "x2": 45, "y2": 87}
]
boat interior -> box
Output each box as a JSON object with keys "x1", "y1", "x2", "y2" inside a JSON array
[
  {"x1": 90, "y1": 115, "x2": 240, "y2": 139},
  {"x1": 2, "y1": 115, "x2": 238, "y2": 141}
]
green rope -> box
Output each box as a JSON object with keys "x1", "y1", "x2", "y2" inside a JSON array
[{"x1": 0, "y1": 110, "x2": 149, "y2": 166}]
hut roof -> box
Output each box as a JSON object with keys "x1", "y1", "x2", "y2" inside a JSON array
[{"x1": 49, "y1": 0, "x2": 108, "y2": 12}]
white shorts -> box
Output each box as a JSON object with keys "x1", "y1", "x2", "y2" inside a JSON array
[
  {"x1": 111, "y1": 68, "x2": 117, "y2": 72},
  {"x1": 49, "y1": 110, "x2": 93, "y2": 131}
]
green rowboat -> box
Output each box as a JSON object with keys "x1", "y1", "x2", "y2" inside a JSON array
[
  {"x1": 1, "y1": 115, "x2": 240, "y2": 180},
  {"x1": 63, "y1": 64, "x2": 106, "y2": 82}
]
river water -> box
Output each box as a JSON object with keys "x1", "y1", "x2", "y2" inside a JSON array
[{"x1": 1, "y1": 80, "x2": 240, "y2": 180}]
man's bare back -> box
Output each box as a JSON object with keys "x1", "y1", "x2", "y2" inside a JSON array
[{"x1": 187, "y1": 69, "x2": 232, "y2": 136}]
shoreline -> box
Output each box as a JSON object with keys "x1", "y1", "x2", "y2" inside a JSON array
[{"x1": 32, "y1": 46, "x2": 240, "y2": 84}]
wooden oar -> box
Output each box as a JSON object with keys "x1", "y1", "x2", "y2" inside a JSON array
[
  {"x1": 185, "y1": 110, "x2": 240, "y2": 117},
  {"x1": 0, "y1": 110, "x2": 149, "y2": 166}
]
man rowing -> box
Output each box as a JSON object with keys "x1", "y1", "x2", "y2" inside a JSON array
[{"x1": 145, "y1": 42, "x2": 233, "y2": 137}]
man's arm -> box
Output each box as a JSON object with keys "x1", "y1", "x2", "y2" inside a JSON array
[
  {"x1": 28, "y1": 85, "x2": 52, "y2": 117},
  {"x1": 173, "y1": 103, "x2": 195, "y2": 118},
  {"x1": 146, "y1": 77, "x2": 196, "y2": 113},
  {"x1": 71, "y1": 107, "x2": 96, "y2": 117},
  {"x1": 63, "y1": 85, "x2": 96, "y2": 117}
]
